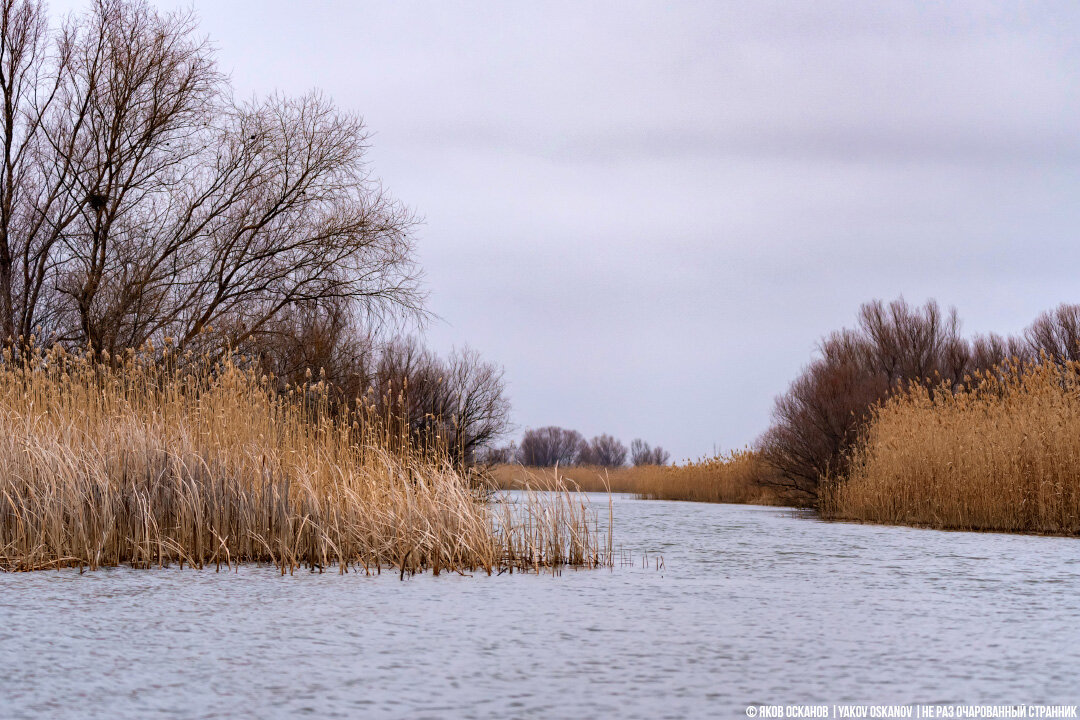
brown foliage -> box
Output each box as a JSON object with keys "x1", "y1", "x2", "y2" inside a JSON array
[
  {"x1": 762, "y1": 297, "x2": 1080, "y2": 502},
  {"x1": 760, "y1": 298, "x2": 1012, "y2": 496},
  {"x1": 759, "y1": 328, "x2": 890, "y2": 495},
  {"x1": 0, "y1": 345, "x2": 605, "y2": 573}
]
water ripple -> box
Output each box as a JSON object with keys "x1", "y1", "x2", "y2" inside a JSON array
[{"x1": 1, "y1": 494, "x2": 1078, "y2": 718}]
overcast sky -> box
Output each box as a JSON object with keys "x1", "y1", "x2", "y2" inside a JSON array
[{"x1": 53, "y1": 1, "x2": 1080, "y2": 461}]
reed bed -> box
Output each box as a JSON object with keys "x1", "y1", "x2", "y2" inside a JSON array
[
  {"x1": 630, "y1": 452, "x2": 796, "y2": 505},
  {"x1": 489, "y1": 464, "x2": 625, "y2": 494},
  {"x1": 490, "y1": 470, "x2": 613, "y2": 571},
  {"x1": 489, "y1": 452, "x2": 801, "y2": 506},
  {"x1": 824, "y1": 361, "x2": 1080, "y2": 534},
  {"x1": 0, "y1": 345, "x2": 609, "y2": 574}
]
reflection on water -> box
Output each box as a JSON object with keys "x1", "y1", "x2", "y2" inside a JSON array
[{"x1": 2, "y1": 494, "x2": 1078, "y2": 718}]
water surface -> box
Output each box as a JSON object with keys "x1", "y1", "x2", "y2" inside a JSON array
[{"x1": 2, "y1": 494, "x2": 1078, "y2": 718}]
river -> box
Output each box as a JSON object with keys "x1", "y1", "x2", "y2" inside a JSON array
[{"x1": 2, "y1": 494, "x2": 1078, "y2": 718}]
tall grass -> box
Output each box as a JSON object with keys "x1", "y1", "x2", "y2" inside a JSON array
[
  {"x1": 824, "y1": 360, "x2": 1080, "y2": 534},
  {"x1": 630, "y1": 452, "x2": 796, "y2": 505},
  {"x1": 0, "y1": 345, "x2": 609, "y2": 574},
  {"x1": 489, "y1": 451, "x2": 802, "y2": 507}
]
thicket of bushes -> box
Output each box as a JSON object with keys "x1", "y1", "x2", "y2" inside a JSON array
[
  {"x1": 255, "y1": 323, "x2": 512, "y2": 464},
  {"x1": 759, "y1": 298, "x2": 1080, "y2": 506}
]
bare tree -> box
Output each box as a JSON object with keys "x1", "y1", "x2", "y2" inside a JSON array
[
  {"x1": 758, "y1": 328, "x2": 889, "y2": 495},
  {"x1": 440, "y1": 345, "x2": 512, "y2": 460},
  {"x1": 579, "y1": 434, "x2": 627, "y2": 468},
  {"x1": 0, "y1": 0, "x2": 422, "y2": 352},
  {"x1": 0, "y1": 0, "x2": 66, "y2": 343},
  {"x1": 370, "y1": 337, "x2": 510, "y2": 463},
  {"x1": 971, "y1": 332, "x2": 1030, "y2": 372},
  {"x1": 1025, "y1": 304, "x2": 1080, "y2": 363},
  {"x1": 630, "y1": 438, "x2": 670, "y2": 466},
  {"x1": 759, "y1": 298, "x2": 994, "y2": 497},
  {"x1": 242, "y1": 297, "x2": 376, "y2": 401},
  {"x1": 857, "y1": 298, "x2": 968, "y2": 386},
  {"x1": 516, "y1": 426, "x2": 585, "y2": 467}
]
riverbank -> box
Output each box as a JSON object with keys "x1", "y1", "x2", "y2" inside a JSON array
[
  {"x1": 0, "y1": 347, "x2": 607, "y2": 574},
  {"x1": 487, "y1": 452, "x2": 806, "y2": 507},
  {"x1": 495, "y1": 359, "x2": 1080, "y2": 538},
  {"x1": 822, "y1": 361, "x2": 1080, "y2": 536}
]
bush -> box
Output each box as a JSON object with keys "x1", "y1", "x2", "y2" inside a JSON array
[
  {"x1": 248, "y1": 327, "x2": 511, "y2": 465},
  {"x1": 761, "y1": 298, "x2": 1080, "y2": 499}
]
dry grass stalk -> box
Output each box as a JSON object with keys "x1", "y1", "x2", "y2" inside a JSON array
[
  {"x1": 825, "y1": 360, "x2": 1080, "y2": 534},
  {"x1": 0, "y1": 345, "x2": 609, "y2": 574},
  {"x1": 488, "y1": 452, "x2": 800, "y2": 506}
]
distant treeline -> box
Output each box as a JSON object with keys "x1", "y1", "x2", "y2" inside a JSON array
[
  {"x1": 482, "y1": 427, "x2": 670, "y2": 468},
  {"x1": 759, "y1": 298, "x2": 1080, "y2": 500}
]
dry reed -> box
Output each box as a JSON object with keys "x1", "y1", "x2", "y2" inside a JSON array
[
  {"x1": 824, "y1": 360, "x2": 1080, "y2": 534},
  {"x1": 488, "y1": 451, "x2": 800, "y2": 506},
  {"x1": 0, "y1": 344, "x2": 609, "y2": 574}
]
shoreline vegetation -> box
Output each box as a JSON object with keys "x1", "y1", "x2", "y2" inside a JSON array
[
  {"x1": 0, "y1": 0, "x2": 577, "y2": 576},
  {"x1": 487, "y1": 453, "x2": 805, "y2": 508},
  {"x1": 770, "y1": 299, "x2": 1080, "y2": 537},
  {"x1": 0, "y1": 346, "x2": 610, "y2": 574},
  {"x1": 821, "y1": 359, "x2": 1080, "y2": 535},
  {"x1": 495, "y1": 300, "x2": 1080, "y2": 539}
]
